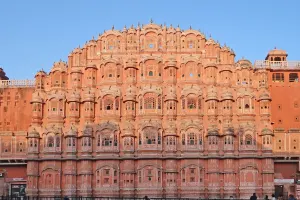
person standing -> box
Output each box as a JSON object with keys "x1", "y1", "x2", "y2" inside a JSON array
[{"x1": 250, "y1": 193, "x2": 258, "y2": 200}]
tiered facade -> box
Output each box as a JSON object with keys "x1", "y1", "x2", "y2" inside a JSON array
[{"x1": 24, "y1": 23, "x2": 275, "y2": 198}]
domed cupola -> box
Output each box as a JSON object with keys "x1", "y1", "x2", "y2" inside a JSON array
[
  {"x1": 205, "y1": 38, "x2": 216, "y2": 46},
  {"x1": 125, "y1": 57, "x2": 138, "y2": 69},
  {"x1": 259, "y1": 92, "x2": 271, "y2": 101},
  {"x1": 50, "y1": 61, "x2": 67, "y2": 73},
  {"x1": 127, "y1": 25, "x2": 137, "y2": 34},
  {"x1": 68, "y1": 91, "x2": 81, "y2": 102},
  {"x1": 31, "y1": 92, "x2": 44, "y2": 104},
  {"x1": 82, "y1": 124, "x2": 93, "y2": 137},
  {"x1": 221, "y1": 90, "x2": 234, "y2": 101},
  {"x1": 28, "y1": 128, "x2": 40, "y2": 138},
  {"x1": 206, "y1": 87, "x2": 218, "y2": 101},
  {"x1": 82, "y1": 89, "x2": 95, "y2": 102},
  {"x1": 236, "y1": 59, "x2": 252, "y2": 69},
  {"x1": 65, "y1": 126, "x2": 78, "y2": 137},
  {"x1": 124, "y1": 86, "x2": 137, "y2": 102},
  {"x1": 221, "y1": 44, "x2": 231, "y2": 52},
  {"x1": 164, "y1": 86, "x2": 177, "y2": 101}
]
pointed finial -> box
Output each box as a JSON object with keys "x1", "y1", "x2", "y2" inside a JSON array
[
  {"x1": 112, "y1": 25, "x2": 114, "y2": 30},
  {"x1": 131, "y1": 24, "x2": 133, "y2": 29},
  {"x1": 274, "y1": 46, "x2": 277, "y2": 49},
  {"x1": 124, "y1": 25, "x2": 127, "y2": 29},
  {"x1": 170, "y1": 24, "x2": 173, "y2": 28},
  {"x1": 209, "y1": 34, "x2": 212, "y2": 38},
  {"x1": 224, "y1": 43, "x2": 226, "y2": 47},
  {"x1": 190, "y1": 25, "x2": 192, "y2": 30},
  {"x1": 92, "y1": 36, "x2": 94, "y2": 40},
  {"x1": 150, "y1": 18, "x2": 153, "y2": 23}
]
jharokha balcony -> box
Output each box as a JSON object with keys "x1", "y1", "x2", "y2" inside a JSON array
[{"x1": 254, "y1": 60, "x2": 300, "y2": 69}]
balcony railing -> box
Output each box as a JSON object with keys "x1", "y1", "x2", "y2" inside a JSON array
[
  {"x1": 254, "y1": 60, "x2": 300, "y2": 69},
  {"x1": 0, "y1": 79, "x2": 35, "y2": 88}
]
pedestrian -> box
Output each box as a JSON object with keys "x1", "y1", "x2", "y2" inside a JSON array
[
  {"x1": 144, "y1": 195, "x2": 150, "y2": 200},
  {"x1": 271, "y1": 194, "x2": 276, "y2": 200},
  {"x1": 265, "y1": 195, "x2": 269, "y2": 200},
  {"x1": 250, "y1": 193, "x2": 257, "y2": 200}
]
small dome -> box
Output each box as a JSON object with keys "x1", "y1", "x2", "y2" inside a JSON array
[
  {"x1": 221, "y1": 91, "x2": 233, "y2": 101},
  {"x1": 236, "y1": 59, "x2": 252, "y2": 68},
  {"x1": 28, "y1": 128, "x2": 40, "y2": 138},
  {"x1": 206, "y1": 38, "x2": 216, "y2": 45},
  {"x1": 50, "y1": 61, "x2": 67, "y2": 73},
  {"x1": 31, "y1": 92, "x2": 43, "y2": 103},
  {"x1": 73, "y1": 47, "x2": 82, "y2": 54},
  {"x1": 221, "y1": 45, "x2": 231, "y2": 52},
  {"x1": 82, "y1": 90, "x2": 95, "y2": 102},
  {"x1": 164, "y1": 87, "x2": 177, "y2": 101},
  {"x1": 261, "y1": 128, "x2": 273, "y2": 136},
  {"x1": 65, "y1": 126, "x2": 78, "y2": 137},
  {"x1": 35, "y1": 70, "x2": 47, "y2": 77},
  {"x1": 124, "y1": 86, "x2": 137, "y2": 102},
  {"x1": 207, "y1": 127, "x2": 219, "y2": 136},
  {"x1": 206, "y1": 87, "x2": 218, "y2": 101},
  {"x1": 259, "y1": 92, "x2": 271, "y2": 101},
  {"x1": 127, "y1": 25, "x2": 137, "y2": 34},
  {"x1": 68, "y1": 91, "x2": 81, "y2": 102},
  {"x1": 82, "y1": 125, "x2": 93, "y2": 136}
]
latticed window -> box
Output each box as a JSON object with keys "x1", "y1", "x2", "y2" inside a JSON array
[
  {"x1": 124, "y1": 137, "x2": 133, "y2": 146},
  {"x1": 187, "y1": 133, "x2": 196, "y2": 145},
  {"x1": 245, "y1": 134, "x2": 252, "y2": 145},
  {"x1": 187, "y1": 97, "x2": 196, "y2": 109},
  {"x1": 56, "y1": 136, "x2": 60, "y2": 147},
  {"x1": 272, "y1": 73, "x2": 284, "y2": 82},
  {"x1": 158, "y1": 96, "x2": 162, "y2": 109},
  {"x1": 198, "y1": 98, "x2": 201, "y2": 109},
  {"x1": 144, "y1": 93, "x2": 156, "y2": 109},
  {"x1": 104, "y1": 97, "x2": 114, "y2": 110},
  {"x1": 142, "y1": 127, "x2": 158, "y2": 145},
  {"x1": 182, "y1": 98, "x2": 185, "y2": 109},
  {"x1": 167, "y1": 136, "x2": 176, "y2": 145},
  {"x1": 115, "y1": 97, "x2": 120, "y2": 110},
  {"x1": 145, "y1": 132, "x2": 156, "y2": 144},
  {"x1": 102, "y1": 135, "x2": 113, "y2": 146},
  {"x1": 47, "y1": 136, "x2": 54, "y2": 147}
]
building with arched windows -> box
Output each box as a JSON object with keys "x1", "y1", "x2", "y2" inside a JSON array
[{"x1": 0, "y1": 22, "x2": 299, "y2": 199}]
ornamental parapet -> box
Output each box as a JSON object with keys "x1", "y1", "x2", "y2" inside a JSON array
[
  {"x1": 0, "y1": 79, "x2": 35, "y2": 88},
  {"x1": 254, "y1": 60, "x2": 300, "y2": 69}
]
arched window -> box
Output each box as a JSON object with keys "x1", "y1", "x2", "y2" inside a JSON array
[
  {"x1": 187, "y1": 97, "x2": 196, "y2": 109},
  {"x1": 144, "y1": 93, "x2": 156, "y2": 109},
  {"x1": 115, "y1": 97, "x2": 120, "y2": 110},
  {"x1": 245, "y1": 104, "x2": 250, "y2": 109},
  {"x1": 47, "y1": 136, "x2": 54, "y2": 147},
  {"x1": 142, "y1": 127, "x2": 158, "y2": 145},
  {"x1": 104, "y1": 96, "x2": 114, "y2": 110},
  {"x1": 187, "y1": 133, "x2": 196, "y2": 145},
  {"x1": 102, "y1": 135, "x2": 113, "y2": 146},
  {"x1": 149, "y1": 71, "x2": 153, "y2": 76},
  {"x1": 245, "y1": 134, "x2": 252, "y2": 145},
  {"x1": 56, "y1": 136, "x2": 60, "y2": 147}
]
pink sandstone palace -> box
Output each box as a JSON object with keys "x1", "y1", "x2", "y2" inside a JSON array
[{"x1": 0, "y1": 22, "x2": 299, "y2": 199}]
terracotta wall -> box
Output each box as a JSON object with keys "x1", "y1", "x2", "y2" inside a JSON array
[{"x1": 0, "y1": 87, "x2": 34, "y2": 131}]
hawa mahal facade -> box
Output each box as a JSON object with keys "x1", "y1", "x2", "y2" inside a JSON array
[{"x1": 0, "y1": 22, "x2": 299, "y2": 199}]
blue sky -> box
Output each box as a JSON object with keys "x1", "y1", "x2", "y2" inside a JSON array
[{"x1": 0, "y1": 0, "x2": 299, "y2": 80}]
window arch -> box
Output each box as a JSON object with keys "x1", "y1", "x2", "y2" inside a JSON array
[
  {"x1": 56, "y1": 136, "x2": 60, "y2": 147},
  {"x1": 245, "y1": 134, "x2": 253, "y2": 145},
  {"x1": 103, "y1": 96, "x2": 114, "y2": 110},
  {"x1": 141, "y1": 127, "x2": 160, "y2": 145},
  {"x1": 144, "y1": 93, "x2": 157, "y2": 109},
  {"x1": 187, "y1": 95, "x2": 196, "y2": 109},
  {"x1": 47, "y1": 136, "x2": 54, "y2": 147}
]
